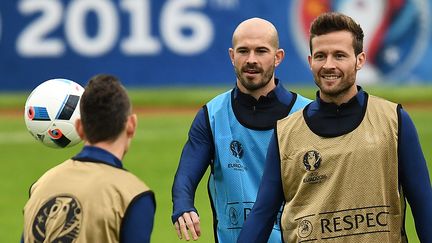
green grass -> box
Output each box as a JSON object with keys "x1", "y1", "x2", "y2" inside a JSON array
[
  {"x1": 2, "y1": 85, "x2": 432, "y2": 109},
  {"x1": 126, "y1": 114, "x2": 214, "y2": 242},
  {"x1": 0, "y1": 86, "x2": 431, "y2": 242},
  {"x1": 0, "y1": 111, "x2": 217, "y2": 242}
]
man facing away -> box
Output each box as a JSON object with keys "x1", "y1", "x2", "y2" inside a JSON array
[
  {"x1": 171, "y1": 17, "x2": 311, "y2": 242},
  {"x1": 238, "y1": 12, "x2": 432, "y2": 243},
  {"x1": 22, "y1": 74, "x2": 155, "y2": 242}
]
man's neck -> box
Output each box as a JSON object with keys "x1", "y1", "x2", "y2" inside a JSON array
[
  {"x1": 319, "y1": 85, "x2": 358, "y2": 106},
  {"x1": 237, "y1": 79, "x2": 276, "y2": 100},
  {"x1": 87, "y1": 139, "x2": 126, "y2": 161}
]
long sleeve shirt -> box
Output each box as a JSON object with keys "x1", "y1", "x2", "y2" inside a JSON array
[
  {"x1": 237, "y1": 88, "x2": 432, "y2": 242},
  {"x1": 171, "y1": 80, "x2": 305, "y2": 223}
]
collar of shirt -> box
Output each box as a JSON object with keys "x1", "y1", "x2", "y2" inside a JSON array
[
  {"x1": 233, "y1": 78, "x2": 288, "y2": 107},
  {"x1": 231, "y1": 78, "x2": 294, "y2": 130},
  {"x1": 309, "y1": 86, "x2": 365, "y2": 114},
  {"x1": 305, "y1": 86, "x2": 367, "y2": 137},
  {"x1": 233, "y1": 78, "x2": 292, "y2": 109},
  {"x1": 72, "y1": 145, "x2": 123, "y2": 169}
]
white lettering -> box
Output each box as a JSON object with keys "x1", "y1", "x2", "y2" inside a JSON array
[
  {"x1": 17, "y1": 0, "x2": 215, "y2": 57},
  {"x1": 120, "y1": 0, "x2": 161, "y2": 55},
  {"x1": 160, "y1": 0, "x2": 213, "y2": 55},
  {"x1": 17, "y1": 0, "x2": 64, "y2": 57},
  {"x1": 66, "y1": 0, "x2": 118, "y2": 57}
]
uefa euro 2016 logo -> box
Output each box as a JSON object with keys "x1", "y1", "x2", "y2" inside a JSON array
[
  {"x1": 289, "y1": 0, "x2": 431, "y2": 84},
  {"x1": 230, "y1": 140, "x2": 244, "y2": 159},
  {"x1": 31, "y1": 195, "x2": 82, "y2": 242},
  {"x1": 303, "y1": 150, "x2": 322, "y2": 171}
]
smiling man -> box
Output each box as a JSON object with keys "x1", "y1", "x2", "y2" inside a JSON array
[
  {"x1": 308, "y1": 30, "x2": 364, "y2": 105},
  {"x1": 238, "y1": 12, "x2": 432, "y2": 243},
  {"x1": 171, "y1": 17, "x2": 310, "y2": 242}
]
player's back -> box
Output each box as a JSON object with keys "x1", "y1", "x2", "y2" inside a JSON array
[{"x1": 23, "y1": 159, "x2": 149, "y2": 243}]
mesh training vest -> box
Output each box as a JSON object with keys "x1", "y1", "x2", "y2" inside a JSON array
[
  {"x1": 277, "y1": 95, "x2": 407, "y2": 243},
  {"x1": 23, "y1": 159, "x2": 151, "y2": 243},
  {"x1": 207, "y1": 90, "x2": 310, "y2": 243}
]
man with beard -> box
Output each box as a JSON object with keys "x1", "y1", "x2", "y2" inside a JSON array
[
  {"x1": 238, "y1": 12, "x2": 432, "y2": 243},
  {"x1": 171, "y1": 17, "x2": 310, "y2": 242}
]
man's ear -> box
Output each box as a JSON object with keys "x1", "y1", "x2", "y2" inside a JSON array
[
  {"x1": 274, "y1": 48, "x2": 285, "y2": 67},
  {"x1": 75, "y1": 118, "x2": 85, "y2": 140},
  {"x1": 126, "y1": 114, "x2": 137, "y2": 138},
  {"x1": 307, "y1": 55, "x2": 312, "y2": 70},
  {"x1": 356, "y1": 52, "x2": 366, "y2": 70},
  {"x1": 229, "y1": 48, "x2": 235, "y2": 65}
]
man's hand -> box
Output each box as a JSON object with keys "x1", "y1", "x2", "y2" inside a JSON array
[{"x1": 174, "y1": 211, "x2": 201, "y2": 241}]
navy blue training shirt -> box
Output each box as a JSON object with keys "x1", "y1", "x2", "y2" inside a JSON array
[{"x1": 171, "y1": 79, "x2": 301, "y2": 223}]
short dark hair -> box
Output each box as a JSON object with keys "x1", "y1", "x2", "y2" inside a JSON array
[
  {"x1": 80, "y1": 74, "x2": 131, "y2": 144},
  {"x1": 309, "y1": 12, "x2": 364, "y2": 56}
]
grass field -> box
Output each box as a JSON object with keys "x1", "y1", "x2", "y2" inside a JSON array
[{"x1": 0, "y1": 86, "x2": 431, "y2": 242}]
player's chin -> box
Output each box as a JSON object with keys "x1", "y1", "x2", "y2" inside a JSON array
[{"x1": 318, "y1": 83, "x2": 338, "y2": 94}]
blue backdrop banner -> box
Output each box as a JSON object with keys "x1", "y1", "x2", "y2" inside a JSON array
[{"x1": 1, "y1": 0, "x2": 431, "y2": 90}]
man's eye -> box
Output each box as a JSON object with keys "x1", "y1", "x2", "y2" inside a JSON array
[{"x1": 314, "y1": 54, "x2": 324, "y2": 60}]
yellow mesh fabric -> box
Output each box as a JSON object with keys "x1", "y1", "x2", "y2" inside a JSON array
[{"x1": 277, "y1": 96, "x2": 407, "y2": 243}]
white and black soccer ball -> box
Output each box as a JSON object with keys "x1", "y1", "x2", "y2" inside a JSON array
[{"x1": 24, "y1": 78, "x2": 84, "y2": 148}]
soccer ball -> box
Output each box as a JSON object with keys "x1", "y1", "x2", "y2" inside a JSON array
[{"x1": 24, "y1": 78, "x2": 85, "y2": 148}]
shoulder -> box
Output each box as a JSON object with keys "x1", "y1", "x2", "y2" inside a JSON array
[
  {"x1": 206, "y1": 89, "x2": 232, "y2": 107},
  {"x1": 368, "y1": 95, "x2": 398, "y2": 107},
  {"x1": 74, "y1": 161, "x2": 151, "y2": 193},
  {"x1": 112, "y1": 168, "x2": 150, "y2": 189},
  {"x1": 31, "y1": 159, "x2": 72, "y2": 185},
  {"x1": 367, "y1": 95, "x2": 399, "y2": 115},
  {"x1": 205, "y1": 89, "x2": 233, "y2": 118},
  {"x1": 277, "y1": 108, "x2": 305, "y2": 127}
]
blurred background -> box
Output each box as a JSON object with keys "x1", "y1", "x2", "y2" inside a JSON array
[
  {"x1": 0, "y1": 0, "x2": 431, "y2": 242},
  {"x1": 0, "y1": 0, "x2": 431, "y2": 90}
]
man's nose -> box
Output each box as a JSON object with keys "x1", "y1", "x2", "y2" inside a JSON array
[
  {"x1": 246, "y1": 52, "x2": 258, "y2": 64},
  {"x1": 322, "y1": 57, "x2": 336, "y2": 69}
]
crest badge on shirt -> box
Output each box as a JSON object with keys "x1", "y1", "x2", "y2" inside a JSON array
[
  {"x1": 230, "y1": 140, "x2": 244, "y2": 159},
  {"x1": 298, "y1": 219, "x2": 313, "y2": 238},
  {"x1": 302, "y1": 150, "x2": 328, "y2": 184},
  {"x1": 229, "y1": 207, "x2": 239, "y2": 226},
  {"x1": 227, "y1": 140, "x2": 247, "y2": 171},
  {"x1": 31, "y1": 195, "x2": 82, "y2": 242},
  {"x1": 303, "y1": 150, "x2": 321, "y2": 171}
]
